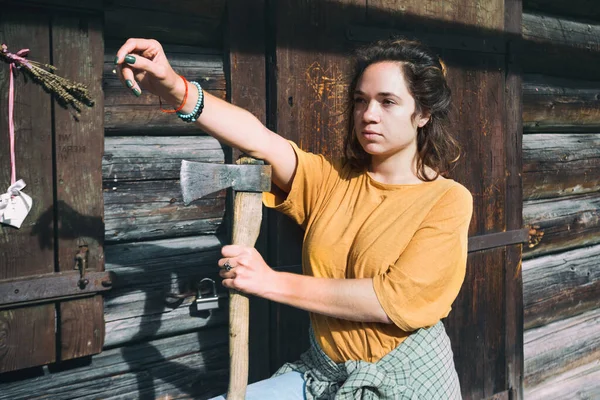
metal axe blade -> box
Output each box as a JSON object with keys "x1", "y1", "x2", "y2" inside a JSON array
[{"x1": 180, "y1": 160, "x2": 271, "y2": 205}]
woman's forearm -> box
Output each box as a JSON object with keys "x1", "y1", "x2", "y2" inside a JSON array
[
  {"x1": 166, "y1": 79, "x2": 295, "y2": 191},
  {"x1": 165, "y1": 78, "x2": 274, "y2": 159},
  {"x1": 265, "y1": 272, "x2": 393, "y2": 324}
]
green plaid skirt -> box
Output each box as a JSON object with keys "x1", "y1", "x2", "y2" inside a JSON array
[{"x1": 273, "y1": 322, "x2": 462, "y2": 400}]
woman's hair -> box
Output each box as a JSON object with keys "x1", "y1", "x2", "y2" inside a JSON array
[{"x1": 344, "y1": 38, "x2": 460, "y2": 181}]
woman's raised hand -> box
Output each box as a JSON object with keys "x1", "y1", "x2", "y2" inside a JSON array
[{"x1": 114, "y1": 38, "x2": 184, "y2": 106}]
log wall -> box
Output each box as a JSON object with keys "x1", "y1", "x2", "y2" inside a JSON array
[{"x1": 521, "y1": 5, "x2": 600, "y2": 399}]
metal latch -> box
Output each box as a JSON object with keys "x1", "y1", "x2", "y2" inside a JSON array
[{"x1": 195, "y1": 278, "x2": 220, "y2": 311}]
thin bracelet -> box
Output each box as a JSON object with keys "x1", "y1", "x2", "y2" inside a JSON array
[
  {"x1": 159, "y1": 75, "x2": 188, "y2": 113},
  {"x1": 177, "y1": 81, "x2": 204, "y2": 123}
]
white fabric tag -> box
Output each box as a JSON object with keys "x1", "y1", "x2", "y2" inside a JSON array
[{"x1": 0, "y1": 179, "x2": 33, "y2": 229}]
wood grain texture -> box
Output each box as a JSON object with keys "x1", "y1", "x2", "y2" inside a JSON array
[
  {"x1": 104, "y1": 7, "x2": 222, "y2": 48},
  {"x1": 524, "y1": 0, "x2": 600, "y2": 20},
  {"x1": 368, "y1": 0, "x2": 504, "y2": 30},
  {"x1": 523, "y1": 193, "x2": 600, "y2": 258},
  {"x1": 524, "y1": 308, "x2": 600, "y2": 387},
  {"x1": 103, "y1": 180, "x2": 225, "y2": 243},
  {"x1": 104, "y1": 235, "x2": 227, "y2": 347},
  {"x1": 226, "y1": 0, "x2": 271, "y2": 384},
  {"x1": 523, "y1": 244, "x2": 600, "y2": 330},
  {"x1": 0, "y1": 307, "x2": 55, "y2": 373},
  {"x1": 503, "y1": 2, "x2": 524, "y2": 396},
  {"x1": 521, "y1": 12, "x2": 600, "y2": 80},
  {"x1": 523, "y1": 75, "x2": 600, "y2": 133},
  {"x1": 523, "y1": 133, "x2": 600, "y2": 200},
  {"x1": 103, "y1": 136, "x2": 224, "y2": 181},
  {"x1": 445, "y1": 248, "x2": 507, "y2": 400},
  {"x1": 0, "y1": 329, "x2": 229, "y2": 400},
  {"x1": 0, "y1": 10, "x2": 56, "y2": 373},
  {"x1": 51, "y1": 15, "x2": 105, "y2": 361},
  {"x1": 524, "y1": 360, "x2": 600, "y2": 400}
]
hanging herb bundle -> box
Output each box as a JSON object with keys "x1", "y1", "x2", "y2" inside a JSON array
[{"x1": 0, "y1": 44, "x2": 94, "y2": 117}]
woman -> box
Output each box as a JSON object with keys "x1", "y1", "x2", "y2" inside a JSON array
[{"x1": 115, "y1": 37, "x2": 472, "y2": 399}]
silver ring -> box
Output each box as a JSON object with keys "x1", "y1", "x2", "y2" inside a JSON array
[{"x1": 224, "y1": 260, "x2": 233, "y2": 271}]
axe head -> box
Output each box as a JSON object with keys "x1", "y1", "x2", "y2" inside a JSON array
[{"x1": 180, "y1": 160, "x2": 272, "y2": 205}]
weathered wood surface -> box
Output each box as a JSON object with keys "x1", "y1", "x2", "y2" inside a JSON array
[
  {"x1": 102, "y1": 136, "x2": 226, "y2": 243},
  {"x1": 521, "y1": 12, "x2": 600, "y2": 80},
  {"x1": 523, "y1": 75, "x2": 600, "y2": 133},
  {"x1": 0, "y1": 329, "x2": 228, "y2": 400},
  {"x1": 104, "y1": 5, "x2": 223, "y2": 48},
  {"x1": 523, "y1": 133, "x2": 600, "y2": 200},
  {"x1": 103, "y1": 136, "x2": 224, "y2": 181},
  {"x1": 523, "y1": 193, "x2": 600, "y2": 258},
  {"x1": 52, "y1": 14, "x2": 106, "y2": 361},
  {"x1": 103, "y1": 180, "x2": 225, "y2": 243},
  {"x1": 104, "y1": 235, "x2": 227, "y2": 347},
  {"x1": 524, "y1": 0, "x2": 600, "y2": 24},
  {"x1": 524, "y1": 360, "x2": 600, "y2": 400},
  {"x1": 523, "y1": 244, "x2": 600, "y2": 330},
  {"x1": 0, "y1": 11, "x2": 56, "y2": 373},
  {"x1": 103, "y1": 44, "x2": 225, "y2": 134},
  {"x1": 503, "y1": 5, "x2": 524, "y2": 398},
  {"x1": 227, "y1": 0, "x2": 272, "y2": 384},
  {"x1": 524, "y1": 308, "x2": 600, "y2": 387}
]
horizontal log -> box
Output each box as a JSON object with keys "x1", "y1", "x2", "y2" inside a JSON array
[
  {"x1": 522, "y1": 13, "x2": 600, "y2": 80},
  {"x1": 523, "y1": 75, "x2": 600, "y2": 133},
  {"x1": 524, "y1": 308, "x2": 600, "y2": 387},
  {"x1": 104, "y1": 7, "x2": 222, "y2": 47},
  {"x1": 104, "y1": 180, "x2": 225, "y2": 243},
  {"x1": 523, "y1": 193, "x2": 600, "y2": 258},
  {"x1": 523, "y1": 133, "x2": 600, "y2": 200},
  {"x1": 103, "y1": 136, "x2": 224, "y2": 181},
  {"x1": 0, "y1": 328, "x2": 228, "y2": 399},
  {"x1": 103, "y1": 44, "x2": 225, "y2": 134},
  {"x1": 104, "y1": 235, "x2": 228, "y2": 347},
  {"x1": 523, "y1": 244, "x2": 600, "y2": 329},
  {"x1": 523, "y1": 0, "x2": 600, "y2": 22},
  {"x1": 104, "y1": 0, "x2": 226, "y2": 19},
  {"x1": 524, "y1": 360, "x2": 600, "y2": 400}
]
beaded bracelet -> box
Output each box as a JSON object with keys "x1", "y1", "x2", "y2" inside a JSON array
[{"x1": 177, "y1": 81, "x2": 204, "y2": 123}]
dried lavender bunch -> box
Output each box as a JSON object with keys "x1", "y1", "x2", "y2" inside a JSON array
[{"x1": 1, "y1": 44, "x2": 94, "y2": 116}]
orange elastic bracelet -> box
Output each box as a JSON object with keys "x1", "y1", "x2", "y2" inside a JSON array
[{"x1": 160, "y1": 75, "x2": 188, "y2": 113}]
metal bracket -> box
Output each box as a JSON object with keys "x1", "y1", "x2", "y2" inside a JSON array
[
  {"x1": 0, "y1": 270, "x2": 113, "y2": 310},
  {"x1": 468, "y1": 228, "x2": 530, "y2": 253}
]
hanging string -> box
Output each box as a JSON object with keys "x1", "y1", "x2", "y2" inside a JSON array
[{"x1": 5, "y1": 48, "x2": 28, "y2": 186}]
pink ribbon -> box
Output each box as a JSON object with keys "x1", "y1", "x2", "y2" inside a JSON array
[{"x1": 2, "y1": 45, "x2": 30, "y2": 187}]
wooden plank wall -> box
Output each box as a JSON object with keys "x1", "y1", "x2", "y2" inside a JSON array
[
  {"x1": 0, "y1": 1, "x2": 231, "y2": 399},
  {"x1": 521, "y1": 1, "x2": 600, "y2": 398}
]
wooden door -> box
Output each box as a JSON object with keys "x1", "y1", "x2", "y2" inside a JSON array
[{"x1": 0, "y1": 1, "x2": 106, "y2": 372}]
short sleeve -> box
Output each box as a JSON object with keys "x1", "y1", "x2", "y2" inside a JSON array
[
  {"x1": 373, "y1": 184, "x2": 473, "y2": 332},
  {"x1": 262, "y1": 141, "x2": 335, "y2": 229}
]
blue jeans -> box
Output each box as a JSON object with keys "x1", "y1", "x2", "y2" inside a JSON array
[{"x1": 209, "y1": 371, "x2": 306, "y2": 400}]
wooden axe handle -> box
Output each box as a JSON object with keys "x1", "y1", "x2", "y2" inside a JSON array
[{"x1": 227, "y1": 161, "x2": 265, "y2": 400}]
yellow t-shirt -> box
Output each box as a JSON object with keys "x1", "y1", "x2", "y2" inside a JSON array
[{"x1": 263, "y1": 142, "x2": 473, "y2": 363}]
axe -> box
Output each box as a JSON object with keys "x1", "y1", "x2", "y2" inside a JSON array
[{"x1": 180, "y1": 156, "x2": 271, "y2": 400}]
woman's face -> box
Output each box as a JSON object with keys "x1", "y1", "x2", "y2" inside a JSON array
[{"x1": 353, "y1": 61, "x2": 429, "y2": 161}]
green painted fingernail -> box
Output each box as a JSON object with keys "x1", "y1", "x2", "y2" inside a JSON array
[
  {"x1": 124, "y1": 55, "x2": 136, "y2": 64},
  {"x1": 125, "y1": 80, "x2": 134, "y2": 88},
  {"x1": 132, "y1": 88, "x2": 141, "y2": 97},
  {"x1": 113, "y1": 56, "x2": 119, "y2": 65}
]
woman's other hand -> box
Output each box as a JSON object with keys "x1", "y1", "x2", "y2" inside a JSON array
[
  {"x1": 218, "y1": 245, "x2": 277, "y2": 297},
  {"x1": 114, "y1": 38, "x2": 183, "y2": 106}
]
